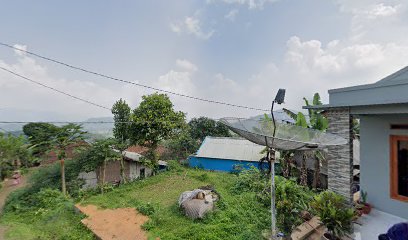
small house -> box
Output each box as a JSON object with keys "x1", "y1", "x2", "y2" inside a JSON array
[
  {"x1": 79, "y1": 145, "x2": 167, "y2": 189},
  {"x1": 188, "y1": 137, "x2": 268, "y2": 172}
]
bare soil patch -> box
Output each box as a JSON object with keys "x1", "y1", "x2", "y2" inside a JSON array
[{"x1": 76, "y1": 204, "x2": 149, "y2": 240}]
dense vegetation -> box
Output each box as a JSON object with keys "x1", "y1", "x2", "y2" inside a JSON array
[
  {"x1": 82, "y1": 163, "x2": 271, "y2": 239},
  {"x1": 0, "y1": 92, "x2": 355, "y2": 239},
  {"x1": 0, "y1": 133, "x2": 36, "y2": 179},
  {"x1": 2, "y1": 188, "x2": 93, "y2": 240}
]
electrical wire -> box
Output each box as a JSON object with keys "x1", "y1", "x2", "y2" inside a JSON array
[
  {"x1": 0, "y1": 42, "x2": 269, "y2": 112},
  {"x1": 0, "y1": 66, "x2": 111, "y2": 110}
]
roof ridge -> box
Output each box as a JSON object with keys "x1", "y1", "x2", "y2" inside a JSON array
[{"x1": 376, "y1": 65, "x2": 408, "y2": 84}]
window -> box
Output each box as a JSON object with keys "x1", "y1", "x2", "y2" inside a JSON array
[{"x1": 390, "y1": 135, "x2": 408, "y2": 201}]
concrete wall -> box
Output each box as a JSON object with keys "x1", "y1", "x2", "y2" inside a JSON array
[
  {"x1": 78, "y1": 160, "x2": 154, "y2": 189},
  {"x1": 360, "y1": 114, "x2": 408, "y2": 219},
  {"x1": 128, "y1": 161, "x2": 153, "y2": 180},
  {"x1": 78, "y1": 171, "x2": 98, "y2": 189},
  {"x1": 189, "y1": 156, "x2": 269, "y2": 172}
]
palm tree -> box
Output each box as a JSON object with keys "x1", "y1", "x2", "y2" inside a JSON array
[
  {"x1": 48, "y1": 124, "x2": 86, "y2": 195},
  {"x1": 283, "y1": 93, "x2": 328, "y2": 189}
]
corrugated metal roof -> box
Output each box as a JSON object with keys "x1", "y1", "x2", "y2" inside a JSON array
[
  {"x1": 123, "y1": 151, "x2": 167, "y2": 166},
  {"x1": 195, "y1": 137, "x2": 266, "y2": 162}
]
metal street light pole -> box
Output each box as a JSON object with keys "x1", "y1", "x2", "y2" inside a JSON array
[{"x1": 270, "y1": 89, "x2": 285, "y2": 239}]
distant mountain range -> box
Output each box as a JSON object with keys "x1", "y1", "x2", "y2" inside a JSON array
[{"x1": 0, "y1": 117, "x2": 114, "y2": 138}]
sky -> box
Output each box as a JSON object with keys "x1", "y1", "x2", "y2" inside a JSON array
[{"x1": 1, "y1": 0, "x2": 408, "y2": 121}]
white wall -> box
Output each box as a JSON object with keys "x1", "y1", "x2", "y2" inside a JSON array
[
  {"x1": 128, "y1": 161, "x2": 153, "y2": 181},
  {"x1": 360, "y1": 114, "x2": 408, "y2": 219}
]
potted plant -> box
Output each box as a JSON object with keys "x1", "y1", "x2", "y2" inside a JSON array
[
  {"x1": 354, "y1": 203, "x2": 364, "y2": 217},
  {"x1": 311, "y1": 191, "x2": 355, "y2": 240},
  {"x1": 360, "y1": 190, "x2": 372, "y2": 214}
]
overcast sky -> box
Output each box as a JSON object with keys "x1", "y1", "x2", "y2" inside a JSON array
[{"x1": 1, "y1": 0, "x2": 408, "y2": 121}]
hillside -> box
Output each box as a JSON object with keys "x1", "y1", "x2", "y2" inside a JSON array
[{"x1": 81, "y1": 166, "x2": 270, "y2": 240}]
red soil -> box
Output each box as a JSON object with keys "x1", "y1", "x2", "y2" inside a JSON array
[{"x1": 76, "y1": 204, "x2": 149, "y2": 240}]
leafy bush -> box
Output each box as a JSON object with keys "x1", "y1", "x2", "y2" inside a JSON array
[
  {"x1": 167, "y1": 160, "x2": 184, "y2": 172},
  {"x1": 2, "y1": 188, "x2": 93, "y2": 239},
  {"x1": 136, "y1": 202, "x2": 158, "y2": 216},
  {"x1": 231, "y1": 166, "x2": 269, "y2": 194},
  {"x1": 193, "y1": 173, "x2": 209, "y2": 182},
  {"x1": 232, "y1": 167, "x2": 315, "y2": 235},
  {"x1": 311, "y1": 191, "x2": 354, "y2": 239}
]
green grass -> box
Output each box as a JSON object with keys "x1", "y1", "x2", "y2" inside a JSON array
[
  {"x1": 82, "y1": 167, "x2": 270, "y2": 240},
  {"x1": 1, "y1": 188, "x2": 94, "y2": 240}
]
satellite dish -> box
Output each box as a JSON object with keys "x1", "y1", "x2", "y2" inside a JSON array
[
  {"x1": 219, "y1": 89, "x2": 347, "y2": 239},
  {"x1": 220, "y1": 116, "x2": 347, "y2": 239},
  {"x1": 219, "y1": 117, "x2": 347, "y2": 150}
]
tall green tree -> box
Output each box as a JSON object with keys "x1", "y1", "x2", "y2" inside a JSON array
[
  {"x1": 23, "y1": 122, "x2": 59, "y2": 157},
  {"x1": 48, "y1": 124, "x2": 87, "y2": 195},
  {"x1": 188, "y1": 117, "x2": 231, "y2": 142},
  {"x1": 283, "y1": 93, "x2": 328, "y2": 188},
  {"x1": 0, "y1": 133, "x2": 33, "y2": 179},
  {"x1": 112, "y1": 98, "x2": 131, "y2": 183},
  {"x1": 165, "y1": 124, "x2": 200, "y2": 161},
  {"x1": 131, "y1": 93, "x2": 185, "y2": 167}
]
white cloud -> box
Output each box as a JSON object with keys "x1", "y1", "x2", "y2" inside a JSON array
[
  {"x1": 169, "y1": 23, "x2": 182, "y2": 33},
  {"x1": 0, "y1": 50, "x2": 147, "y2": 120},
  {"x1": 367, "y1": 3, "x2": 399, "y2": 18},
  {"x1": 13, "y1": 44, "x2": 27, "y2": 56},
  {"x1": 176, "y1": 59, "x2": 198, "y2": 72},
  {"x1": 210, "y1": 0, "x2": 279, "y2": 10},
  {"x1": 198, "y1": 36, "x2": 408, "y2": 116},
  {"x1": 335, "y1": 1, "x2": 406, "y2": 42},
  {"x1": 156, "y1": 70, "x2": 195, "y2": 95},
  {"x1": 225, "y1": 9, "x2": 239, "y2": 21},
  {"x1": 170, "y1": 16, "x2": 214, "y2": 40}
]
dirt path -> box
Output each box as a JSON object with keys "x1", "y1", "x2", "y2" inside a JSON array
[
  {"x1": 76, "y1": 204, "x2": 149, "y2": 240},
  {"x1": 0, "y1": 175, "x2": 30, "y2": 240}
]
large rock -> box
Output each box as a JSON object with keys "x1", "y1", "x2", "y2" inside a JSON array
[{"x1": 179, "y1": 188, "x2": 219, "y2": 219}]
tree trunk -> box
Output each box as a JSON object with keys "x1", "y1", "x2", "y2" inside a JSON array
[
  {"x1": 120, "y1": 156, "x2": 127, "y2": 184},
  {"x1": 102, "y1": 159, "x2": 107, "y2": 194},
  {"x1": 282, "y1": 158, "x2": 288, "y2": 178},
  {"x1": 60, "y1": 159, "x2": 66, "y2": 195},
  {"x1": 312, "y1": 154, "x2": 321, "y2": 189},
  {"x1": 300, "y1": 154, "x2": 308, "y2": 186}
]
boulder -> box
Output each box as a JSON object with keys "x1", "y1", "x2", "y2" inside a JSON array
[{"x1": 179, "y1": 187, "x2": 219, "y2": 219}]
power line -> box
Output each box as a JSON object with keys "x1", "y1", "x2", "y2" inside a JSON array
[
  {"x1": 0, "y1": 66, "x2": 111, "y2": 110},
  {"x1": 0, "y1": 42, "x2": 269, "y2": 112}
]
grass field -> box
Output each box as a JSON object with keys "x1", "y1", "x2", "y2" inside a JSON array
[
  {"x1": 0, "y1": 163, "x2": 271, "y2": 240},
  {"x1": 82, "y1": 165, "x2": 270, "y2": 240}
]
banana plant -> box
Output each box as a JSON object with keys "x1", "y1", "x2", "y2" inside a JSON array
[{"x1": 283, "y1": 93, "x2": 328, "y2": 188}]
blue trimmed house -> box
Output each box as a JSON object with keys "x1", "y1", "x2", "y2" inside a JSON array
[{"x1": 188, "y1": 137, "x2": 268, "y2": 172}]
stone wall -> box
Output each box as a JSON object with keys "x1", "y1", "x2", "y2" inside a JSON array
[{"x1": 326, "y1": 108, "x2": 353, "y2": 203}]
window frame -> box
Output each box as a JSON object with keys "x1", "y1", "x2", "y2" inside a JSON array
[{"x1": 390, "y1": 135, "x2": 408, "y2": 202}]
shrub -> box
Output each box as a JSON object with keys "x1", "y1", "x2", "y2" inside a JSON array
[
  {"x1": 137, "y1": 202, "x2": 157, "y2": 216},
  {"x1": 2, "y1": 188, "x2": 93, "y2": 239},
  {"x1": 311, "y1": 191, "x2": 354, "y2": 239},
  {"x1": 194, "y1": 173, "x2": 209, "y2": 181},
  {"x1": 231, "y1": 167, "x2": 315, "y2": 235},
  {"x1": 167, "y1": 160, "x2": 184, "y2": 172}
]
